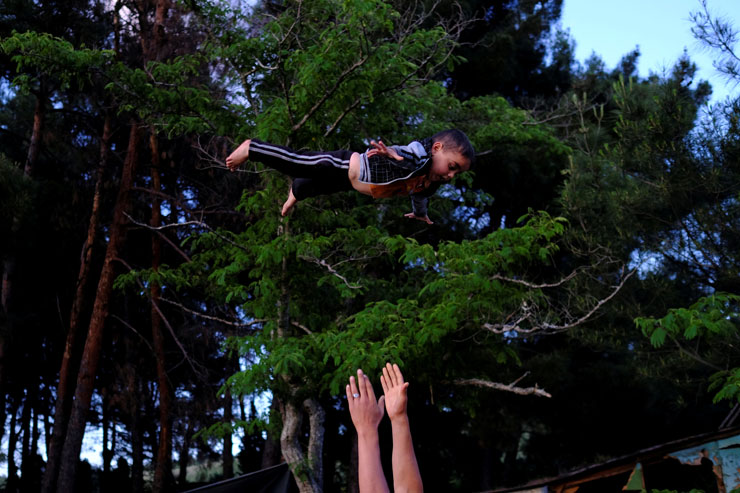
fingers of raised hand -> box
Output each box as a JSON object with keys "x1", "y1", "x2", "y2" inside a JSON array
[
  {"x1": 391, "y1": 363, "x2": 404, "y2": 385},
  {"x1": 358, "y1": 369, "x2": 376, "y2": 400},
  {"x1": 348, "y1": 375, "x2": 360, "y2": 401}
]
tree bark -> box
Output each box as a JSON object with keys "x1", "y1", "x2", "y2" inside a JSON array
[
  {"x1": 42, "y1": 111, "x2": 112, "y2": 493},
  {"x1": 150, "y1": 130, "x2": 174, "y2": 493},
  {"x1": 274, "y1": 223, "x2": 325, "y2": 492},
  {"x1": 55, "y1": 121, "x2": 140, "y2": 493},
  {"x1": 178, "y1": 413, "x2": 195, "y2": 486},
  {"x1": 7, "y1": 401, "x2": 20, "y2": 491},
  {"x1": 223, "y1": 387, "x2": 234, "y2": 479},
  {"x1": 20, "y1": 386, "x2": 35, "y2": 489},
  {"x1": 279, "y1": 395, "x2": 325, "y2": 493},
  {"x1": 128, "y1": 361, "x2": 144, "y2": 493},
  {"x1": 262, "y1": 400, "x2": 282, "y2": 468},
  {"x1": 349, "y1": 435, "x2": 359, "y2": 493}
]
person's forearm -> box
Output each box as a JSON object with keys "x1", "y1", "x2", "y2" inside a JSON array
[
  {"x1": 390, "y1": 416, "x2": 423, "y2": 493},
  {"x1": 357, "y1": 431, "x2": 390, "y2": 493}
]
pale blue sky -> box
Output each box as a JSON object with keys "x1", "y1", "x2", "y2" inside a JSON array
[{"x1": 560, "y1": 0, "x2": 739, "y2": 102}]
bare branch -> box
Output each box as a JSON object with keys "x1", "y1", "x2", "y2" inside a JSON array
[
  {"x1": 454, "y1": 377, "x2": 552, "y2": 398},
  {"x1": 111, "y1": 314, "x2": 156, "y2": 356},
  {"x1": 158, "y1": 297, "x2": 266, "y2": 331},
  {"x1": 291, "y1": 320, "x2": 313, "y2": 335},
  {"x1": 114, "y1": 257, "x2": 205, "y2": 377},
  {"x1": 484, "y1": 267, "x2": 636, "y2": 335},
  {"x1": 291, "y1": 55, "x2": 369, "y2": 133},
  {"x1": 491, "y1": 267, "x2": 582, "y2": 289},
  {"x1": 124, "y1": 212, "x2": 207, "y2": 231},
  {"x1": 298, "y1": 255, "x2": 362, "y2": 290}
]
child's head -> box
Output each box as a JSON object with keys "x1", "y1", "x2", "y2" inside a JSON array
[{"x1": 428, "y1": 129, "x2": 475, "y2": 182}]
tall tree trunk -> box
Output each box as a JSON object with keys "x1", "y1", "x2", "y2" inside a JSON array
[
  {"x1": 101, "y1": 393, "x2": 114, "y2": 490},
  {"x1": 42, "y1": 112, "x2": 112, "y2": 493},
  {"x1": 223, "y1": 387, "x2": 234, "y2": 479},
  {"x1": 7, "y1": 401, "x2": 20, "y2": 492},
  {"x1": 128, "y1": 360, "x2": 144, "y2": 493},
  {"x1": 55, "y1": 121, "x2": 140, "y2": 493},
  {"x1": 261, "y1": 400, "x2": 282, "y2": 469},
  {"x1": 273, "y1": 223, "x2": 325, "y2": 492},
  {"x1": 279, "y1": 395, "x2": 325, "y2": 493},
  {"x1": 150, "y1": 130, "x2": 173, "y2": 493},
  {"x1": 20, "y1": 386, "x2": 35, "y2": 489},
  {"x1": 0, "y1": 83, "x2": 46, "y2": 456},
  {"x1": 349, "y1": 435, "x2": 359, "y2": 493},
  {"x1": 178, "y1": 413, "x2": 194, "y2": 486}
]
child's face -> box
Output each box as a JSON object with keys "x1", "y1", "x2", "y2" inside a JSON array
[{"x1": 428, "y1": 141, "x2": 471, "y2": 182}]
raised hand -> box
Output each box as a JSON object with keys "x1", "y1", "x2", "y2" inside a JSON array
[
  {"x1": 366, "y1": 140, "x2": 403, "y2": 161},
  {"x1": 380, "y1": 363, "x2": 409, "y2": 421},
  {"x1": 347, "y1": 369, "x2": 386, "y2": 434}
]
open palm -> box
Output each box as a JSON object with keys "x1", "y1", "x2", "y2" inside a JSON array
[{"x1": 380, "y1": 363, "x2": 408, "y2": 420}]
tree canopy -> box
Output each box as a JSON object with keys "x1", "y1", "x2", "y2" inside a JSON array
[{"x1": 0, "y1": 0, "x2": 738, "y2": 492}]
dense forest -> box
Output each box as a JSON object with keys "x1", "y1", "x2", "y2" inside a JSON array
[{"x1": 0, "y1": 0, "x2": 738, "y2": 491}]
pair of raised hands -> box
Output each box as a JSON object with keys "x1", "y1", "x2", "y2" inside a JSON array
[{"x1": 346, "y1": 363, "x2": 409, "y2": 432}]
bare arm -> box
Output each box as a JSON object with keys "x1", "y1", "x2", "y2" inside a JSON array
[
  {"x1": 381, "y1": 363, "x2": 423, "y2": 493},
  {"x1": 347, "y1": 369, "x2": 390, "y2": 493}
]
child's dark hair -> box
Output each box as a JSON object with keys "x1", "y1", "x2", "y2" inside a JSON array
[{"x1": 432, "y1": 128, "x2": 476, "y2": 166}]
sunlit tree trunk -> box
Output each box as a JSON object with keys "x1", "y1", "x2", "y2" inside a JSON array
[
  {"x1": 55, "y1": 121, "x2": 140, "y2": 493},
  {"x1": 42, "y1": 111, "x2": 112, "y2": 493}
]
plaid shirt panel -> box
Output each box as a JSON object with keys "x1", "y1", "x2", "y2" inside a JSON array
[{"x1": 359, "y1": 138, "x2": 432, "y2": 184}]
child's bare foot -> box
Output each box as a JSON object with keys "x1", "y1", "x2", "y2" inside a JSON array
[
  {"x1": 226, "y1": 139, "x2": 251, "y2": 171},
  {"x1": 281, "y1": 187, "x2": 298, "y2": 216}
]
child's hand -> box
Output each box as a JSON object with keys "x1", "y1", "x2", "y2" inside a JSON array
[
  {"x1": 368, "y1": 140, "x2": 403, "y2": 161},
  {"x1": 380, "y1": 363, "x2": 408, "y2": 422},
  {"x1": 403, "y1": 212, "x2": 433, "y2": 225},
  {"x1": 347, "y1": 369, "x2": 385, "y2": 435}
]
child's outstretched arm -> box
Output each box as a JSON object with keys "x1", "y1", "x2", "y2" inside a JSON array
[
  {"x1": 380, "y1": 363, "x2": 423, "y2": 493},
  {"x1": 367, "y1": 141, "x2": 434, "y2": 224},
  {"x1": 347, "y1": 369, "x2": 390, "y2": 493},
  {"x1": 406, "y1": 193, "x2": 434, "y2": 225}
]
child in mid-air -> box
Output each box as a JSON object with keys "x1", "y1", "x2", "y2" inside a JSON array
[{"x1": 225, "y1": 129, "x2": 475, "y2": 224}]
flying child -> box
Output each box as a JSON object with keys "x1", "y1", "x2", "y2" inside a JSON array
[{"x1": 225, "y1": 129, "x2": 475, "y2": 224}]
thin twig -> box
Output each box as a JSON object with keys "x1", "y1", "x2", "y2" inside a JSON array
[
  {"x1": 298, "y1": 255, "x2": 362, "y2": 290},
  {"x1": 453, "y1": 377, "x2": 552, "y2": 398},
  {"x1": 158, "y1": 297, "x2": 266, "y2": 330}
]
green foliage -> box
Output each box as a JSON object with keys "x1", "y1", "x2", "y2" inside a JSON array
[
  {"x1": 637, "y1": 293, "x2": 740, "y2": 404},
  {"x1": 636, "y1": 293, "x2": 739, "y2": 348},
  {"x1": 218, "y1": 211, "x2": 567, "y2": 399},
  {"x1": 106, "y1": 55, "x2": 237, "y2": 136},
  {"x1": 199, "y1": 0, "x2": 463, "y2": 146},
  {"x1": 1, "y1": 31, "x2": 112, "y2": 92}
]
